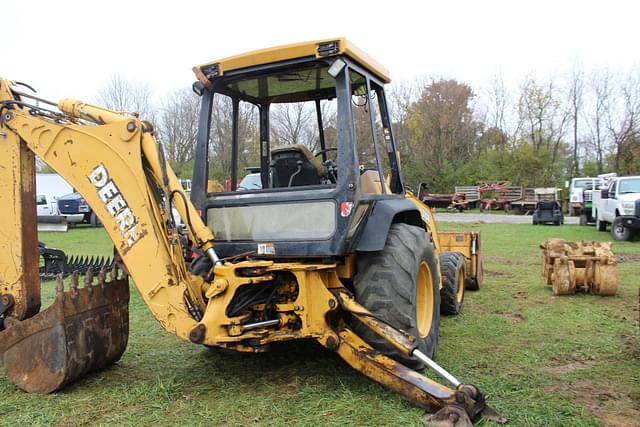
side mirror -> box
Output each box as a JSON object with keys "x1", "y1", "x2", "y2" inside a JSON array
[
  {"x1": 564, "y1": 180, "x2": 569, "y2": 188},
  {"x1": 600, "y1": 188, "x2": 609, "y2": 199}
]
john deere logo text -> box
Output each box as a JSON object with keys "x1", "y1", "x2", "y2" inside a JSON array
[{"x1": 88, "y1": 164, "x2": 141, "y2": 248}]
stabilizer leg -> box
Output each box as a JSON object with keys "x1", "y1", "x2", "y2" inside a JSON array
[{"x1": 326, "y1": 290, "x2": 507, "y2": 425}]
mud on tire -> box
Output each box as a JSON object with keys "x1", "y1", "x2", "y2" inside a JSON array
[{"x1": 352, "y1": 223, "x2": 441, "y2": 369}]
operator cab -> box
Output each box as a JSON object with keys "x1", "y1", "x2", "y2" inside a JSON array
[{"x1": 190, "y1": 38, "x2": 406, "y2": 258}]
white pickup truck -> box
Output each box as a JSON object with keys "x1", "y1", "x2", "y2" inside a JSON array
[{"x1": 593, "y1": 175, "x2": 640, "y2": 240}]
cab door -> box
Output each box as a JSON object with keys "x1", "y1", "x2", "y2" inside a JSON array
[
  {"x1": 36, "y1": 194, "x2": 50, "y2": 216},
  {"x1": 605, "y1": 181, "x2": 617, "y2": 221}
]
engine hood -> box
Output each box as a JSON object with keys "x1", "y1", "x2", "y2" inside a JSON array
[{"x1": 619, "y1": 193, "x2": 640, "y2": 203}]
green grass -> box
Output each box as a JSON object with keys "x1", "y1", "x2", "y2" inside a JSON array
[{"x1": 1, "y1": 223, "x2": 638, "y2": 426}]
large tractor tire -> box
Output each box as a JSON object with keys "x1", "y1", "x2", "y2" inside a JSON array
[
  {"x1": 439, "y1": 252, "x2": 466, "y2": 315},
  {"x1": 352, "y1": 223, "x2": 441, "y2": 369}
]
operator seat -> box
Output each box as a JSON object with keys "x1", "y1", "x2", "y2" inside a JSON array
[{"x1": 270, "y1": 144, "x2": 325, "y2": 187}]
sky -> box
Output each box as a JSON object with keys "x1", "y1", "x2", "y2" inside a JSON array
[{"x1": 3, "y1": 0, "x2": 638, "y2": 104}]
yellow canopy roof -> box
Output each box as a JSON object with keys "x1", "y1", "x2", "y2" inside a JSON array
[{"x1": 195, "y1": 37, "x2": 391, "y2": 84}]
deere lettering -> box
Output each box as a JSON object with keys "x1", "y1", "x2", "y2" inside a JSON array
[{"x1": 88, "y1": 164, "x2": 140, "y2": 247}]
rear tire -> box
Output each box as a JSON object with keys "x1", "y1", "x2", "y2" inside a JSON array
[
  {"x1": 596, "y1": 214, "x2": 606, "y2": 231},
  {"x1": 611, "y1": 217, "x2": 632, "y2": 241},
  {"x1": 352, "y1": 224, "x2": 441, "y2": 368},
  {"x1": 439, "y1": 252, "x2": 465, "y2": 315}
]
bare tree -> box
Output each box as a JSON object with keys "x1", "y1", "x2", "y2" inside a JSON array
[
  {"x1": 158, "y1": 89, "x2": 200, "y2": 176},
  {"x1": 567, "y1": 65, "x2": 584, "y2": 175},
  {"x1": 479, "y1": 74, "x2": 512, "y2": 150},
  {"x1": 486, "y1": 74, "x2": 509, "y2": 132},
  {"x1": 388, "y1": 80, "x2": 418, "y2": 155},
  {"x1": 270, "y1": 102, "x2": 316, "y2": 149},
  {"x1": 97, "y1": 74, "x2": 155, "y2": 121},
  {"x1": 585, "y1": 69, "x2": 613, "y2": 173},
  {"x1": 208, "y1": 96, "x2": 259, "y2": 181},
  {"x1": 515, "y1": 75, "x2": 570, "y2": 184},
  {"x1": 607, "y1": 71, "x2": 640, "y2": 172}
]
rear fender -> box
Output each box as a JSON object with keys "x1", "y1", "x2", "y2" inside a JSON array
[{"x1": 354, "y1": 199, "x2": 422, "y2": 252}]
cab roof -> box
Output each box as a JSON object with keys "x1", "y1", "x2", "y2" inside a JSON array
[{"x1": 194, "y1": 37, "x2": 391, "y2": 84}]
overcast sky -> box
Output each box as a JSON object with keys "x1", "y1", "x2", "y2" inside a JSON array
[{"x1": 4, "y1": 0, "x2": 638, "y2": 104}]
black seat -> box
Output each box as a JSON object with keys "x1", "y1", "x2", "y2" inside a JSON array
[{"x1": 270, "y1": 144, "x2": 324, "y2": 187}]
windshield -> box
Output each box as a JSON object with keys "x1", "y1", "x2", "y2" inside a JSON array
[
  {"x1": 618, "y1": 178, "x2": 640, "y2": 194},
  {"x1": 572, "y1": 180, "x2": 592, "y2": 189},
  {"x1": 237, "y1": 173, "x2": 262, "y2": 191}
]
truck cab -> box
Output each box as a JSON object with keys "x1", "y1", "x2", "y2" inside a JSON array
[
  {"x1": 568, "y1": 177, "x2": 597, "y2": 216},
  {"x1": 593, "y1": 175, "x2": 640, "y2": 240},
  {"x1": 36, "y1": 193, "x2": 57, "y2": 217}
]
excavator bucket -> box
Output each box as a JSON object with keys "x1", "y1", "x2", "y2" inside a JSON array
[{"x1": 0, "y1": 267, "x2": 129, "y2": 393}]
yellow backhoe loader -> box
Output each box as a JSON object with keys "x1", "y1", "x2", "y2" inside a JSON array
[{"x1": 0, "y1": 39, "x2": 503, "y2": 424}]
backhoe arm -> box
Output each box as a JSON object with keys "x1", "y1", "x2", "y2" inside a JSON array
[{"x1": 0, "y1": 79, "x2": 215, "y2": 340}]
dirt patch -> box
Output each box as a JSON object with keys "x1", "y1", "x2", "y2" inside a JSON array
[
  {"x1": 545, "y1": 380, "x2": 640, "y2": 427},
  {"x1": 485, "y1": 269, "x2": 514, "y2": 278},
  {"x1": 512, "y1": 291, "x2": 528, "y2": 299},
  {"x1": 617, "y1": 253, "x2": 640, "y2": 263},
  {"x1": 621, "y1": 334, "x2": 640, "y2": 358},
  {"x1": 484, "y1": 256, "x2": 515, "y2": 265},
  {"x1": 544, "y1": 360, "x2": 595, "y2": 374},
  {"x1": 495, "y1": 311, "x2": 527, "y2": 323}
]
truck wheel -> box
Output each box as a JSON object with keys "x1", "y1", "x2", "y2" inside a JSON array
[
  {"x1": 596, "y1": 215, "x2": 606, "y2": 231},
  {"x1": 352, "y1": 223, "x2": 440, "y2": 368},
  {"x1": 90, "y1": 212, "x2": 103, "y2": 228},
  {"x1": 579, "y1": 214, "x2": 588, "y2": 226},
  {"x1": 611, "y1": 217, "x2": 632, "y2": 241},
  {"x1": 439, "y1": 252, "x2": 465, "y2": 315}
]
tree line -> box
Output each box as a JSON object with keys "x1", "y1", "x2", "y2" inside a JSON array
[{"x1": 91, "y1": 67, "x2": 640, "y2": 192}]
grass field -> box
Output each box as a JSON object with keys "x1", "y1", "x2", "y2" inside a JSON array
[{"x1": 1, "y1": 222, "x2": 638, "y2": 426}]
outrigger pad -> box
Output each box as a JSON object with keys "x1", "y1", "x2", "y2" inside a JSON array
[{"x1": 0, "y1": 268, "x2": 129, "y2": 393}]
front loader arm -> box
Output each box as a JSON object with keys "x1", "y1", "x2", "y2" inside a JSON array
[{"x1": 0, "y1": 79, "x2": 214, "y2": 340}]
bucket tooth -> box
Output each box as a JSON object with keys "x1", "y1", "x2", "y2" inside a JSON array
[
  {"x1": 98, "y1": 267, "x2": 107, "y2": 287},
  {"x1": 70, "y1": 271, "x2": 80, "y2": 297},
  {"x1": 55, "y1": 274, "x2": 65, "y2": 294},
  {"x1": 84, "y1": 269, "x2": 94, "y2": 295}
]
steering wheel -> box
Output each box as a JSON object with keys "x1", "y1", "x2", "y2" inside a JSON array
[{"x1": 314, "y1": 147, "x2": 337, "y2": 157}]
